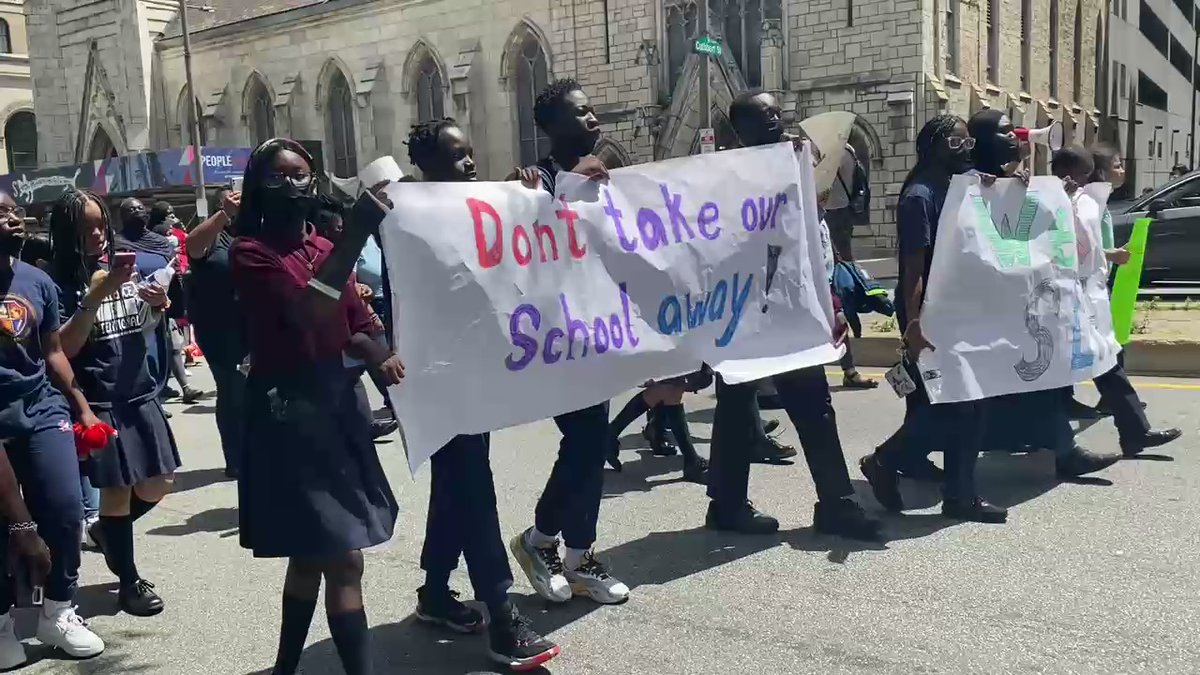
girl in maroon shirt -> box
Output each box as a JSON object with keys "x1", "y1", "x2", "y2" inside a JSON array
[{"x1": 229, "y1": 139, "x2": 401, "y2": 675}]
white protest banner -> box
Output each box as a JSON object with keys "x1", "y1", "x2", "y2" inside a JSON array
[
  {"x1": 1075, "y1": 182, "x2": 1121, "y2": 360},
  {"x1": 380, "y1": 143, "x2": 840, "y2": 470},
  {"x1": 918, "y1": 176, "x2": 1118, "y2": 404}
]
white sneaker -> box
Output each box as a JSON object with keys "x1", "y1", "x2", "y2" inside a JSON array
[
  {"x1": 36, "y1": 600, "x2": 105, "y2": 658},
  {"x1": 509, "y1": 528, "x2": 572, "y2": 603},
  {"x1": 565, "y1": 551, "x2": 630, "y2": 605},
  {"x1": 0, "y1": 611, "x2": 27, "y2": 670}
]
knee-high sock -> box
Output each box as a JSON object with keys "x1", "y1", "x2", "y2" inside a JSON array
[
  {"x1": 98, "y1": 515, "x2": 138, "y2": 584},
  {"x1": 609, "y1": 392, "x2": 650, "y2": 437},
  {"x1": 130, "y1": 493, "x2": 160, "y2": 522},
  {"x1": 272, "y1": 594, "x2": 318, "y2": 675},
  {"x1": 328, "y1": 608, "x2": 372, "y2": 675},
  {"x1": 660, "y1": 404, "x2": 701, "y2": 465}
]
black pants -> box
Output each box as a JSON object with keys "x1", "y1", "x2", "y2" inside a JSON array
[
  {"x1": 1094, "y1": 362, "x2": 1149, "y2": 443},
  {"x1": 876, "y1": 360, "x2": 982, "y2": 501},
  {"x1": 420, "y1": 434, "x2": 512, "y2": 607},
  {"x1": 210, "y1": 361, "x2": 246, "y2": 473},
  {"x1": 707, "y1": 366, "x2": 855, "y2": 508},
  {"x1": 369, "y1": 297, "x2": 393, "y2": 410},
  {"x1": 534, "y1": 403, "x2": 609, "y2": 550}
]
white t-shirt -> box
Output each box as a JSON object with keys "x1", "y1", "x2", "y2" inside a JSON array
[{"x1": 818, "y1": 218, "x2": 835, "y2": 283}]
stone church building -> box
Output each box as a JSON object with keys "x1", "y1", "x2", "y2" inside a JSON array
[{"x1": 25, "y1": 0, "x2": 1106, "y2": 249}]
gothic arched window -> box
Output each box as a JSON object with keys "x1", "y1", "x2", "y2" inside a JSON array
[
  {"x1": 514, "y1": 34, "x2": 550, "y2": 166},
  {"x1": 327, "y1": 69, "x2": 358, "y2": 178},
  {"x1": 416, "y1": 54, "x2": 445, "y2": 123},
  {"x1": 4, "y1": 112, "x2": 37, "y2": 173}
]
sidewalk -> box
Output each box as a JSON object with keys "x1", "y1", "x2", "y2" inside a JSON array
[{"x1": 851, "y1": 302, "x2": 1200, "y2": 378}]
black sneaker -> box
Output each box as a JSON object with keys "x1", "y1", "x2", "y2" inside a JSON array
[
  {"x1": 859, "y1": 454, "x2": 904, "y2": 512},
  {"x1": 180, "y1": 387, "x2": 205, "y2": 404},
  {"x1": 415, "y1": 586, "x2": 484, "y2": 633},
  {"x1": 893, "y1": 456, "x2": 944, "y2": 483},
  {"x1": 487, "y1": 603, "x2": 560, "y2": 672},
  {"x1": 749, "y1": 436, "x2": 797, "y2": 464},
  {"x1": 119, "y1": 579, "x2": 164, "y2": 617},
  {"x1": 705, "y1": 500, "x2": 779, "y2": 534},
  {"x1": 813, "y1": 498, "x2": 882, "y2": 541},
  {"x1": 643, "y1": 422, "x2": 678, "y2": 456}
]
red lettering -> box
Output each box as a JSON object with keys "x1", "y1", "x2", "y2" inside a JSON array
[
  {"x1": 468, "y1": 198, "x2": 503, "y2": 269},
  {"x1": 513, "y1": 224, "x2": 533, "y2": 266},
  {"x1": 533, "y1": 221, "x2": 560, "y2": 262},
  {"x1": 557, "y1": 197, "x2": 587, "y2": 260}
]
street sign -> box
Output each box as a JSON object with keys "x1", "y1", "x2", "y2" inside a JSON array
[
  {"x1": 699, "y1": 127, "x2": 716, "y2": 154},
  {"x1": 693, "y1": 36, "x2": 722, "y2": 57}
]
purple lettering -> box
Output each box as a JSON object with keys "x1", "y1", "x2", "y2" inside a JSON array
[
  {"x1": 505, "y1": 304, "x2": 540, "y2": 371},
  {"x1": 636, "y1": 208, "x2": 668, "y2": 251},
  {"x1": 619, "y1": 281, "x2": 639, "y2": 347},
  {"x1": 608, "y1": 314, "x2": 624, "y2": 348},
  {"x1": 697, "y1": 202, "x2": 721, "y2": 240},
  {"x1": 661, "y1": 184, "x2": 695, "y2": 243},
  {"x1": 561, "y1": 294, "x2": 590, "y2": 359},
  {"x1": 543, "y1": 327, "x2": 564, "y2": 364},
  {"x1": 593, "y1": 317, "x2": 610, "y2": 354},
  {"x1": 741, "y1": 198, "x2": 759, "y2": 232},
  {"x1": 603, "y1": 188, "x2": 638, "y2": 252}
]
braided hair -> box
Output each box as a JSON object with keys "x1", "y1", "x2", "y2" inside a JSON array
[
  {"x1": 235, "y1": 137, "x2": 316, "y2": 237},
  {"x1": 48, "y1": 189, "x2": 115, "y2": 298},
  {"x1": 405, "y1": 118, "x2": 459, "y2": 173},
  {"x1": 901, "y1": 113, "x2": 965, "y2": 195}
]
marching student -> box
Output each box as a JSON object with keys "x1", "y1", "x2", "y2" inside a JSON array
[
  {"x1": 50, "y1": 190, "x2": 182, "y2": 615},
  {"x1": 859, "y1": 115, "x2": 1005, "y2": 522},
  {"x1": 184, "y1": 187, "x2": 247, "y2": 478},
  {"x1": 605, "y1": 376, "x2": 710, "y2": 484},
  {"x1": 405, "y1": 118, "x2": 561, "y2": 671},
  {"x1": 1062, "y1": 145, "x2": 1181, "y2": 455},
  {"x1": 701, "y1": 89, "x2": 880, "y2": 539},
  {"x1": 0, "y1": 189, "x2": 106, "y2": 665},
  {"x1": 506, "y1": 79, "x2": 631, "y2": 608},
  {"x1": 229, "y1": 138, "x2": 400, "y2": 675}
]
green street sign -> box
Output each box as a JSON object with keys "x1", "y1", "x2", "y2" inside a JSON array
[{"x1": 693, "y1": 36, "x2": 722, "y2": 57}]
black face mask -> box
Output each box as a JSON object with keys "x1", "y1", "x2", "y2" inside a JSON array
[{"x1": 261, "y1": 183, "x2": 317, "y2": 223}]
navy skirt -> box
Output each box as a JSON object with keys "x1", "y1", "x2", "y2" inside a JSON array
[
  {"x1": 239, "y1": 363, "x2": 398, "y2": 559},
  {"x1": 88, "y1": 397, "x2": 181, "y2": 488}
]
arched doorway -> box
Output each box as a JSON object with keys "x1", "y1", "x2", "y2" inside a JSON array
[
  {"x1": 845, "y1": 118, "x2": 881, "y2": 228},
  {"x1": 88, "y1": 127, "x2": 118, "y2": 161},
  {"x1": 4, "y1": 111, "x2": 37, "y2": 173}
]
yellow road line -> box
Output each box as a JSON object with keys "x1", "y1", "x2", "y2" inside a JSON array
[{"x1": 825, "y1": 368, "x2": 1200, "y2": 391}]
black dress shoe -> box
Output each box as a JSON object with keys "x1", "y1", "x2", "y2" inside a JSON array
[
  {"x1": 1121, "y1": 428, "x2": 1182, "y2": 457},
  {"x1": 762, "y1": 419, "x2": 781, "y2": 435},
  {"x1": 1066, "y1": 398, "x2": 1104, "y2": 420},
  {"x1": 942, "y1": 498, "x2": 1007, "y2": 524},
  {"x1": 1055, "y1": 445, "x2": 1121, "y2": 479},
  {"x1": 705, "y1": 500, "x2": 779, "y2": 534},
  {"x1": 749, "y1": 436, "x2": 798, "y2": 464},
  {"x1": 642, "y1": 423, "x2": 678, "y2": 456},
  {"x1": 813, "y1": 498, "x2": 881, "y2": 541},
  {"x1": 894, "y1": 456, "x2": 945, "y2": 482},
  {"x1": 371, "y1": 417, "x2": 399, "y2": 440},
  {"x1": 119, "y1": 578, "x2": 165, "y2": 617},
  {"x1": 605, "y1": 435, "x2": 623, "y2": 472},
  {"x1": 682, "y1": 457, "x2": 708, "y2": 485},
  {"x1": 859, "y1": 454, "x2": 904, "y2": 512}
]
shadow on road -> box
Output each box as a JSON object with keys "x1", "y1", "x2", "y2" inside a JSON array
[
  {"x1": 172, "y1": 467, "x2": 234, "y2": 494},
  {"x1": 146, "y1": 507, "x2": 239, "y2": 537}
]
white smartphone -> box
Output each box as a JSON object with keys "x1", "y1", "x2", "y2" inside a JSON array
[{"x1": 230, "y1": 177, "x2": 244, "y2": 192}]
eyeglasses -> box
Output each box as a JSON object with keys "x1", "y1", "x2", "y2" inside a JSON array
[
  {"x1": 947, "y1": 137, "x2": 977, "y2": 150},
  {"x1": 264, "y1": 173, "x2": 314, "y2": 190},
  {"x1": 0, "y1": 205, "x2": 26, "y2": 219}
]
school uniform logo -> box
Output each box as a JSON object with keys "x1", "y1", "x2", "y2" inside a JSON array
[{"x1": 0, "y1": 295, "x2": 35, "y2": 342}]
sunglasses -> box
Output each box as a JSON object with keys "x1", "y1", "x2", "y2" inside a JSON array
[{"x1": 263, "y1": 172, "x2": 314, "y2": 190}]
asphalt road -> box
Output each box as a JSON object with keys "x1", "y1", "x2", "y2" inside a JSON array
[{"x1": 10, "y1": 367, "x2": 1199, "y2": 675}]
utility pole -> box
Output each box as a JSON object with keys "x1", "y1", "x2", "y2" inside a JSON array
[
  {"x1": 1191, "y1": 3, "x2": 1198, "y2": 167},
  {"x1": 698, "y1": 2, "x2": 710, "y2": 139},
  {"x1": 178, "y1": 0, "x2": 208, "y2": 218}
]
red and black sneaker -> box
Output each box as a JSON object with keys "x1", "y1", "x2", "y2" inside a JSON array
[{"x1": 487, "y1": 603, "x2": 559, "y2": 672}]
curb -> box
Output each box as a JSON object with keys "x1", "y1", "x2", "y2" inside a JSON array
[{"x1": 850, "y1": 335, "x2": 1200, "y2": 379}]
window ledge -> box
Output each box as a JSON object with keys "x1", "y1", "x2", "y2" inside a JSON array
[
  {"x1": 1070, "y1": 104, "x2": 1084, "y2": 114},
  {"x1": 1017, "y1": 91, "x2": 1033, "y2": 102},
  {"x1": 984, "y1": 84, "x2": 1002, "y2": 96},
  {"x1": 943, "y1": 73, "x2": 963, "y2": 87},
  {"x1": 1046, "y1": 97, "x2": 1062, "y2": 108}
]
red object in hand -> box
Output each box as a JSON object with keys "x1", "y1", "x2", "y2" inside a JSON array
[{"x1": 73, "y1": 422, "x2": 117, "y2": 459}]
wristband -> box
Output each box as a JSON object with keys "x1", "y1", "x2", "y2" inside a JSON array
[
  {"x1": 79, "y1": 301, "x2": 100, "y2": 312},
  {"x1": 7, "y1": 521, "x2": 36, "y2": 534}
]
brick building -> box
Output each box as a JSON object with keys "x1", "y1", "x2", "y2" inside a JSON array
[
  {"x1": 25, "y1": 0, "x2": 1106, "y2": 249},
  {"x1": 0, "y1": 0, "x2": 35, "y2": 175}
]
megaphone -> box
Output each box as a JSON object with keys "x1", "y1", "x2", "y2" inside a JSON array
[{"x1": 1015, "y1": 121, "x2": 1064, "y2": 151}]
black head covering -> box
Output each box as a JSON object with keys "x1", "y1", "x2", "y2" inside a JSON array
[{"x1": 966, "y1": 109, "x2": 1015, "y2": 176}]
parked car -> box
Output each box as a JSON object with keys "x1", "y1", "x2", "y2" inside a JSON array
[{"x1": 1111, "y1": 172, "x2": 1200, "y2": 282}]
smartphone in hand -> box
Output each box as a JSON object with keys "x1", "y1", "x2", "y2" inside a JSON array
[{"x1": 112, "y1": 251, "x2": 137, "y2": 268}]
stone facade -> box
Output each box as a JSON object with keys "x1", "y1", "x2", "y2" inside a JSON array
[
  {"x1": 23, "y1": 0, "x2": 1107, "y2": 249},
  {"x1": 0, "y1": 0, "x2": 34, "y2": 175}
]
